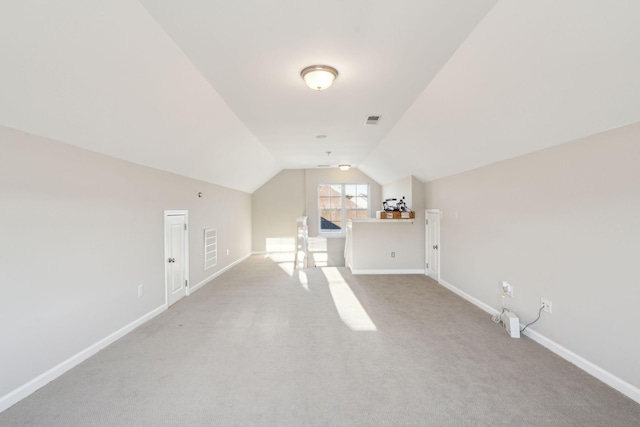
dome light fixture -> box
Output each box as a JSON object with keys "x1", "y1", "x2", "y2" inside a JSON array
[
  {"x1": 338, "y1": 164, "x2": 351, "y2": 171},
  {"x1": 301, "y1": 65, "x2": 338, "y2": 91}
]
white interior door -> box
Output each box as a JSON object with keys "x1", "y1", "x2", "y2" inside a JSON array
[
  {"x1": 165, "y1": 211, "x2": 189, "y2": 306},
  {"x1": 425, "y1": 209, "x2": 440, "y2": 281}
]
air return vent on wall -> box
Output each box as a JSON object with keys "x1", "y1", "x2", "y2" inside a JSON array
[
  {"x1": 204, "y1": 228, "x2": 217, "y2": 270},
  {"x1": 364, "y1": 115, "x2": 381, "y2": 125}
]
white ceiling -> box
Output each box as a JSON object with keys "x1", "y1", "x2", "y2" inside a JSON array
[{"x1": 1, "y1": 1, "x2": 639, "y2": 192}]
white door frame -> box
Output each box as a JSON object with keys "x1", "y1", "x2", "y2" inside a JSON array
[
  {"x1": 164, "y1": 210, "x2": 190, "y2": 306},
  {"x1": 425, "y1": 209, "x2": 441, "y2": 281}
]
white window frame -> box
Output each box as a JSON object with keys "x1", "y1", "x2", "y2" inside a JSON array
[{"x1": 318, "y1": 183, "x2": 369, "y2": 237}]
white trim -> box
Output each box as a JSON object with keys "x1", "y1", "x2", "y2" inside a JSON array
[
  {"x1": 203, "y1": 228, "x2": 217, "y2": 270},
  {"x1": 350, "y1": 218, "x2": 414, "y2": 223},
  {"x1": 437, "y1": 278, "x2": 640, "y2": 405},
  {"x1": 164, "y1": 210, "x2": 190, "y2": 303},
  {"x1": 189, "y1": 253, "x2": 252, "y2": 293},
  {"x1": 317, "y1": 233, "x2": 347, "y2": 239},
  {"x1": 318, "y1": 183, "x2": 370, "y2": 237},
  {"x1": 350, "y1": 269, "x2": 425, "y2": 275},
  {"x1": 0, "y1": 304, "x2": 167, "y2": 413},
  {"x1": 438, "y1": 279, "x2": 499, "y2": 316},
  {"x1": 522, "y1": 329, "x2": 640, "y2": 404},
  {"x1": 425, "y1": 209, "x2": 441, "y2": 282},
  {"x1": 1, "y1": 254, "x2": 254, "y2": 413}
]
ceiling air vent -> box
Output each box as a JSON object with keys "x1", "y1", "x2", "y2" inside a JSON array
[{"x1": 364, "y1": 115, "x2": 381, "y2": 125}]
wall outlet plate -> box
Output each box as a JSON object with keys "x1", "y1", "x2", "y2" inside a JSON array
[
  {"x1": 502, "y1": 281, "x2": 512, "y2": 297},
  {"x1": 541, "y1": 298, "x2": 552, "y2": 314}
]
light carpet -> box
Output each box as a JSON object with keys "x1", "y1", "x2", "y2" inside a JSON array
[{"x1": 1, "y1": 255, "x2": 639, "y2": 426}]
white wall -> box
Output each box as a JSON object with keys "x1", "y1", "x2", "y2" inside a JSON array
[
  {"x1": 251, "y1": 169, "x2": 306, "y2": 253},
  {"x1": 305, "y1": 168, "x2": 381, "y2": 266},
  {"x1": 382, "y1": 176, "x2": 412, "y2": 210},
  {"x1": 0, "y1": 127, "x2": 252, "y2": 405},
  {"x1": 348, "y1": 175, "x2": 425, "y2": 273},
  {"x1": 252, "y1": 168, "x2": 381, "y2": 266},
  {"x1": 350, "y1": 220, "x2": 424, "y2": 273},
  {"x1": 365, "y1": 176, "x2": 426, "y2": 272},
  {"x1": 304, "y1": 168, "x2": 382, "y2": 238},
  {"x1": 411, "y1": 176, "x2": 426, "y2": 267},
  {"x1": 424, "y1": 122, "x2": 640, "y2": 395}
]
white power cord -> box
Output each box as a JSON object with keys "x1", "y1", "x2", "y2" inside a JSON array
[{"x1": 491, "y1": 293, "x2": 508, "y2": 323}]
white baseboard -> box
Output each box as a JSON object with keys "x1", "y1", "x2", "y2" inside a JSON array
[
  {"x1": 190, "y1": 253, "x2": 252, "y2": 293},
  {"x1": 438, "y1": 279, "x2": 501, "y2": 316},
  {"x1": 0, "y1": 304, "x2": 167, "y2": 413},
  {"x1": 1, "y1": 254, "x2": 254, "y2": 413},
  {"x1": 522, "y1": 328, "x2": 640, "y2": 404},
  {"x1": 350, "y1": 269, "x2": 425, "y2": 275},
  {"x1": 437, "y1": 278, "x2": 640, "y2": 405}
]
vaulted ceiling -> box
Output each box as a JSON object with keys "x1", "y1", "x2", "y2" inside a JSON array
[{"x1": 2, "y1": 1, "x2": 639, "y2": 193}]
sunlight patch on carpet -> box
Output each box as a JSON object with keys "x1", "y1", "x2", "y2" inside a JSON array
[
  {"x1": 298, "y1": 270, "x2": 309, "y2": 291},
  {"x1": 322, "y1": 267, "x2": 377, "y2": 331}
]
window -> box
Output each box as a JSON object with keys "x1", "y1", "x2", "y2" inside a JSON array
[{"x1": 319, "y1": 183, "x2": 369, "y2": 234}]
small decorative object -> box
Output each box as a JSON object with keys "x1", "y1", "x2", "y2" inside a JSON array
[
  {"x1": 379, "y1": 197, "x2": 414, "y2": 219},
  {"x1": 383, "y1": 196, "x2": 411, "y2": 212},
  {"x1": 383, "y1": 198, "x2": 397, "y2": 212},
  {"x1": 377, "y1": 210, "x2": 415, "y2": 219}
]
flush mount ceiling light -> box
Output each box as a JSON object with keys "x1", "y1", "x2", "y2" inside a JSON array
[
  {"x1": 339, "y1": 164, "x2": 351, "y2": 171},
  {"x1": 301, "y1": 65, "x2": 338, "y2": 91}
]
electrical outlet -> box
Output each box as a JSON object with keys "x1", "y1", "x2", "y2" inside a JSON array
[
  {"x1": 137, "y1": 284, "x2": 144, "y2": 298},
  {"x1": 541, "y1": 298, "x2": 552, "y2": 314},
  {"x1": 391, "y1": 252, "x2": 395, "y2": 258},
  {"x1": 502, "y1": 281, "x2": 513, "y2": 297},
  {"x1": 226, "y1": 249, "x2": 230, "y2": 255}
]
